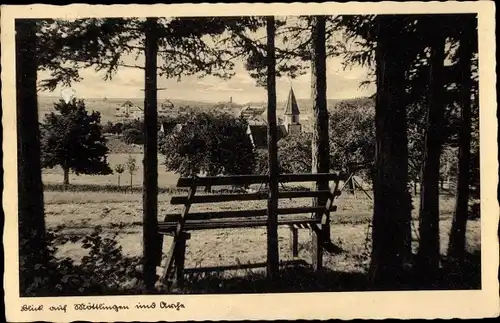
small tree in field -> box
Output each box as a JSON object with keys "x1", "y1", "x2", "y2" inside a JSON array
[
  {"x1": 114, "y1": 164, "x2": 125, "y2": 186},
  {"x1": 125, "y1": 155, "x2": 138, "y2": 189},
  {"x1": 40, "y1": 98, "x2": 112, "y2": 185}
]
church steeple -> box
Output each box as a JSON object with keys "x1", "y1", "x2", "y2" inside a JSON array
[
  {"x1": 284, "y1": 87, "x2": 300, "y2": 116},
  {"x1": 283, "y1": 86, "x2": 301, "y2": 135}
]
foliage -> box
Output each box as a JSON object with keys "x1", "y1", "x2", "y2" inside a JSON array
[
  {"x1": 114, "y1": 164, "x2": 125, "y2": 186},
  {"x1": 40, "y1": 98, "x2": 112, "y2": 183},
  {"x1": 278, "y1": 132, "x2": 313, "y2": 173},
  {"x1": 328, "y1": 100, "x2": 375, "y2": 179},
  {"x1": 114, "y1": 164, "x2": 125, "y2": 174},
  {"x1": 122, "y1": 128, "x2": 144, "y2": 145},
  {"x1": 254, "y1": 132, "x2": 313, "y2": 175},
  {"x1": 121, "y1": 119, "x2": 143, "y2": 131},
  {"x1": 103, "y1": 121, "x2": 123, "y2": 134},
  {"x1": 160, "y1": 112, "x2": 255, "y2": 176},
  {"x1": 20, "y1": 227, "x2": 142, "y2": 297},
  {"x1": 35, "y1": 17, "x2": 256, "y2": 91},
  {"x1": 126, "y1": 155, "x2": 139, "y2": 181}
]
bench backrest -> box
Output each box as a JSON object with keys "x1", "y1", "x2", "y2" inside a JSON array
[{"x1": 164, "y1": 172, "x2": 344, "y2": 222}]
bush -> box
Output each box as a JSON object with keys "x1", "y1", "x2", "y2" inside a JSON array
[
  {"x1": 122, "y1": 128, "x2": 143, "y2": 145},
  {"x1": 20, "y1": 227, "x2": 143, "y2": 296},
  {"x1": 122, "y1": 119, "x2": 143, "y2": 133}
]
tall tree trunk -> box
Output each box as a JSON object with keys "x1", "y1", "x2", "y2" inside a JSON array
[
  {"x1": 369, "y1": 16, "x2": 412, "y2": 288},
  {"x1": 310, "y1": 15, "x2": 330, "y2": 267},
  {"x1": 63, "y1": 167, "x2": 70, "y2": 186},
  {"x1": 16, "y1": 19, "x2": 48, "y2": 296},
  {"x1": 118, "y1": 174, "x2": 121, "y2": 187},
  {"x1": 448, "y1": 19, "x2": 475, "y2": 261},
  {"x1": 418, "y1": 27, "x2": 446, "y2": 279},
  {"x1": 266, "y1": 16, "x2": 280, "y2": 280},
  {"x1": 142, "y1": 17, "x2": 160, "y2": 292}
]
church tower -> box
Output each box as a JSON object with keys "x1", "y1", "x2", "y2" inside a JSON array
[{"x1": 283, "y1": 87, "x2": 301, "y2": 135}]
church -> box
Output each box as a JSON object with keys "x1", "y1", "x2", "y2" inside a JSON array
[{"x1": 245, "y1": 87, "x2": 304, "y2": 150}]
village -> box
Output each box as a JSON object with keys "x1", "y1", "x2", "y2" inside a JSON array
[{"x1": 114, "y1": 87, "x2": 311, "y2": 150}]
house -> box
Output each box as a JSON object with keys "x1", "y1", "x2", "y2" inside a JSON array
[
  {"x1": 159, "y1": 99, "x2": 175, "y2": 117},
  {"x1": 115, "y1": 100, "x2": 143, "y2": 120},
  {"x1": 240, "y1": 105, "x2": 266, "y2": 121}
]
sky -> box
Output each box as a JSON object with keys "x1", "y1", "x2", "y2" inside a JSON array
[{"x1": 38, "y1": 52, "x2": 375, "y2": 105}]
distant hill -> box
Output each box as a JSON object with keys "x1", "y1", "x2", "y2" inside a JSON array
[
  {"x1": 243, "y1": 97, "x2": 373, "y2": 115},
  {"x1": 38, "y1": 96, "x2": 219, "y2": 122},
  {"x1": 38, "y1": 95, "x2": 374, "y2": 122},
  {"x1": 330, "y1": 96, "x2": 375, "y2": 111}
]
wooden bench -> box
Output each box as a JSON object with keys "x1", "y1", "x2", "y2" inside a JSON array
[{"x1": 157, "y1": 172, "x2": 343, "y2": 289}]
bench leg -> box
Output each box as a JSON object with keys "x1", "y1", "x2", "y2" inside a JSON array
[
  {"x1": 311, "y1": 226, "x2": 322, "y2": 271},
  {"x1": 290, "y1": 226, "x2": 299, "y2": 257},
  {"x1": 155, "y1": 233, "x2": 164, "y2": 267},
  {"x1": 174, "y1": 233, "x2": 187, "y2": 288}
]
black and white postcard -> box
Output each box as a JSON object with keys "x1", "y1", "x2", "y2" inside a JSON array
[{"x1": 2, "y1": 2, "x2": 498, "y2": 321}]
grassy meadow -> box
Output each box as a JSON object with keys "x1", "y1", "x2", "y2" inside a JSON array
[
  {"x1": 44, "y1": 177, "x2": 481, "y2": 292},
  {"x1": 43, "y1": 152, "x2": 179, "y2": 188}
]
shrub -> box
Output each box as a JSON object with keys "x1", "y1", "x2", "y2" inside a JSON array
[
  {"x1": 122, "y1": 128, "x2": 143, "y2": 145},
  {"x1": 103, "y1": 121, "x2": 124, "y2": 134},
  {"x1": 20, "y1": 227, "x2": 143, "y2": 297}
]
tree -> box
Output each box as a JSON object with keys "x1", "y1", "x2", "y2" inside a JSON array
[
  {"x1": 254, "y1": 132, "x2": 312, "y2": 175},
  {"x1": 125, "y1": 155, "x2": 138, "y2": 189},
  {"x1": 310, "y1": 15, "x2": 331, "y2": 266},
  {"x1": 279, "y1": 132, "x2": 313, "y2": 173},
  {"x1": 114, "y1": 164, "x2": 125, "y2": 186},
  {"x1": 142, "y1": 17, "x2": 160, "y2": 292},
  {"x1": 448, "y1": 15, "x2": 478, "y2": 262},
  {"x1": 102, "y1": 121, "x2": 114, "y2": 134},
  {"x1": 103, "y1": 121, "x2": 123, "y2": 135},
  {"x1": 161, "y1": 112, "x2": 255, "y2": 178},
  {"x1": 40, "y1": 98, "x2": 112, "y2": 185},
  {"x1": 16, "y1": 19, "x2": 49, "y2": 296},
  {"x1": 417, "y1": 17, "x2": 447, "y2": 278},
  {"x1": 369, "y1": 15, "x2": 412, "y2": 288},
  {"x1": 265, "y1": 15, "x2": 280, "y2": 280},
  {"x1": 329, "y1": 99, "x2": 376, "y2": 181},
  {"x1": 122, "y1": 128, "x2": 144, "y2": 145}
]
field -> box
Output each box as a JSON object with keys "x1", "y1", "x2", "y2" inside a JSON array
[
  {"x1": 43, "y1": 152, "x2": 179, "y2": 188},
  {"x1": 44, "y1": 183, "x2": 481, "y2": 293}
]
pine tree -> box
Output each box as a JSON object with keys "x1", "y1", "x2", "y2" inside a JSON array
[
  {"x1": 368, "y1": 15, "x2": 412, "y2": 288},
  {"x1": 17, "y1": 19, "x2": 49, "y2": 297},
  {"x1": 448, "y1": 15, "x2": 478, "y2": 262}
]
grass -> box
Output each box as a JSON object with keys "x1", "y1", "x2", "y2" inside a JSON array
[
  {"x1": 43, "y1": 185, "x2": 481, "y2": 293},
  {"x1": 42, "y1": 153, "x2": 179, "y2": 187}
]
